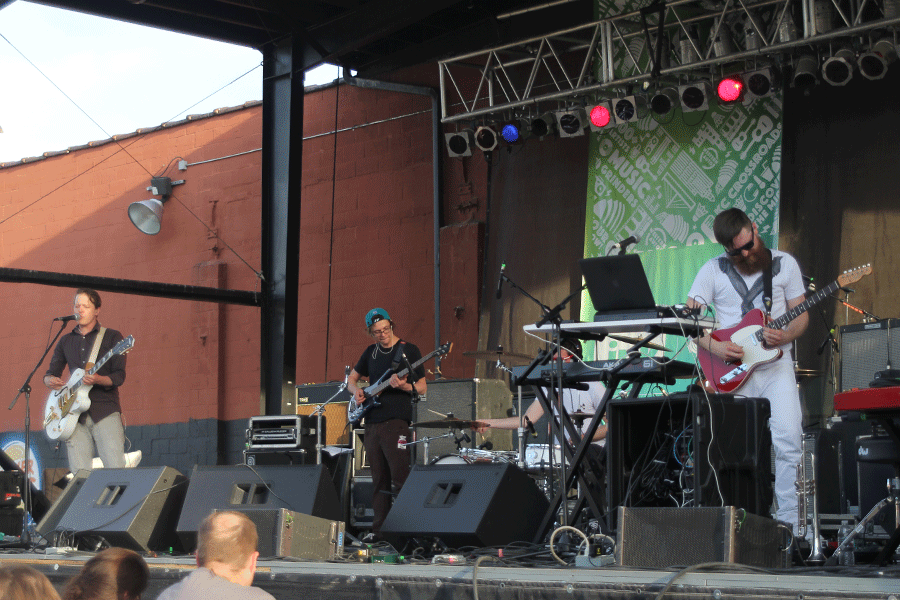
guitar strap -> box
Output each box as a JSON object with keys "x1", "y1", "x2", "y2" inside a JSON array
[
  {"x1": 717, "y1": 255, "x2": 781, "y2": 316},
  {"x1": 85, "y1": 327, "x2": 107, "y2": 371}
]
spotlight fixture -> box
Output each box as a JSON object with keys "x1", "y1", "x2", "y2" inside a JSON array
[
  {"x1": 588, "y1": 102, "x2": 613, "y2": 130},
  {"x1": 744, "y1": 68, "x2": 774, "y2": 99},
  {"x1": 649, "y1": 88, "x2": 679, "y2": 115},
  {"x1": 128, "y1": 176, "x2": 183, "y2": 235},
  {"x1": 474, "y1": 125, "x2": 499, "y2": 152},
  {"x1": 792, "y1": 55, "x2": 819, "y2": 88},
  {"x1": 822, "y1": 49, "x2": 855, "y2": 86},
  {"x1": 499, "y1": 120, "x2": 528, "y2": 144},
  {"x1": 555, "y1": 109, "x2": 587, "y2": 138},
  {"x1": 678, "y1": 82, "x2": 712, "y2": 112},
  {"x1": 444, "y1": 129, "x2": 474, "y2": 157},
  {"x1": 611, "y1": 96, "x2": 642, "y2": 124},
  {"x1": 857, "y1": 39, "x2": 896, "y2": 80},
  {"x1": 529, "y1": 113, "x2": 557, "y2": 138},
  {"x1": 716, "y1": 74, "x2": 745, "y2": 103}
]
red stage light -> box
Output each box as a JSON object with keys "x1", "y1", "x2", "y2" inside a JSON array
[
  {"x1": 717, "y1": 76, "x2": 744, "y2": 102},
  {"x1": 589, "y1": 105, "x2": 611, "y2": 128}
]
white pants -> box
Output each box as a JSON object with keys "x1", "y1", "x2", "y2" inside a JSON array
[
  {"x1": 739, "y1": 358, "x2": 803, "y2": 533},
  {"x1": 65, "y1": 412, "x2": 126, "y2": 473}
]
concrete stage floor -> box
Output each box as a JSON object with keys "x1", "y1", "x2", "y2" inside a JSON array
[{"x1": 2, "y1": 545, "x2": 897, "y2": 600}]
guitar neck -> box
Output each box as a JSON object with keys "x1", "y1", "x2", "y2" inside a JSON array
[
  {"x1": 769, "y1": 280, "x2": 841, "y2": 331},
  {"x1": 367, "y1": 350, "x2": 435, "y2": 396}
]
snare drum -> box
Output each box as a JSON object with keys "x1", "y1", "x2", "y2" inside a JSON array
[
  {"x1": 524, "y1": 444, "x2": 562, "y2": 473},
  {"x1": 458, "y1": 448, "x2": 518, "y2": 464}
]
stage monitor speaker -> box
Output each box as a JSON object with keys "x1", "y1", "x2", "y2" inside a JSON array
[
  {"x1": 415, "y1": 378, "x2": 513, "y2": 463},
  {"x1": 608, "y1": 392, "x2": 772, "y2": 531},
  {"x1": 175, "y1": 464, "x2": 341, "y2": 551},
  {"x1": 840, "y1": 319, "x2": 900, "y2": 392},
  {"x1": 36, "y1": 469, "x2": 90, "y2": 542},
  {"x1": 54, "y1": 467, "x2": 186, "y2": 551},
  {"x1": 616, "y1": 507, "x2": 788, "y2": 568},
  {"x1": 221, "y1": 507, "x2": 345, "y2": 560},
  {"x1": 380, "y1": 463, "x2": 549, "y2": 548}
]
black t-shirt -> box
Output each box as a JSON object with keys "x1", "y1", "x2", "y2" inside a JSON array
[{"x1": 353, "y1": 340, "x2": 425, "y2": 425}]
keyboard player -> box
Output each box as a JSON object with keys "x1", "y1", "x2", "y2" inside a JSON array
[{"x1": 472, "y1": 337, "x2": 608, "y2": 451}]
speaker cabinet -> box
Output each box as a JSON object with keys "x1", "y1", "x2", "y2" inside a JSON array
[
  {"x1": 380, "y1": 463, "x2": 549, "y2": 547},
  {"x1": 840, "y1": 319, "x2": 900, "y2": 392},
  {"x1": 616, "y1": 507, "x2": 788, "y2": 568},
  {"x1": 801, "y1": 429, "x2": 845, "y2": 515},
  {"x1": 608, "y1": 393, "x2": 772, "y2": 531},
  {"x1": 415, "y1": 378, "x2": 514, "y2": 463},
  {"x1": 349, "y1": 476, "x2": 374, "y2": 528},
  {"x1": 222, "y1": 507, "x2": 345, "y2": 560},
  {"x1": 294, "y1": 399, "x2": 350, "y2": 445},
  {"x1": 175, "y1": 464, "x2": 341, "y2": 551},
  {"x1": 36, "y1": 470, "x2": 91, "y2": 542},
  {"x1": 54, "y1": 467, "x2": 186, "y2": 551}
]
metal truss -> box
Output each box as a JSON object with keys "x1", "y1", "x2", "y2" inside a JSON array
[{"x1": 438, "y1": 0, "x2": 900, "y2": 123}]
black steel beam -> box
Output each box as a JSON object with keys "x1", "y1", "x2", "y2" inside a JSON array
[
  {"x1": 260, "y1": 35, "x2": 303, "y2": 416},
  {"x1": 0, "y1": 268, "x2": 259, "y2": 306}
]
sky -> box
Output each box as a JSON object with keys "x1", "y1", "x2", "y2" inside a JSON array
[{"x1": 0, "y1": 1, "x2": 341, "y2": 163}]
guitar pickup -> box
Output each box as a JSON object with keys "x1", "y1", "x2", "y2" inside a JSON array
[{"x1": 719, "y1": 363, "x2": 749, "y2": 384}]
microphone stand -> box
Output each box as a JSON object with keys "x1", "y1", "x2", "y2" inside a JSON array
[
  {"x1": 9, "y1": 320, "x2": 70, "y2": 547},
  {"x1": 311, "y1": 367, "x2": 351, "y2": 466}
]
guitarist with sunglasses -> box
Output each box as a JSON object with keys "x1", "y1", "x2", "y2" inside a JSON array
[
  {"x1": 686, "y1": 208, "x2": 808, "y2": 540},
  {"x1": 347, "y1": 308, "x2": 427, "y2": 542}
]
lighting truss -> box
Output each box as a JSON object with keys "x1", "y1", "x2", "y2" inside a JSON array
[{"x1": 438, "y1": 0, "x2": 900, "y2": 124}]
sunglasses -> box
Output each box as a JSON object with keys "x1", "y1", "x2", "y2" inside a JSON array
[{"x1": 726, "y1": 231, "x2": 755, "y2": 256}]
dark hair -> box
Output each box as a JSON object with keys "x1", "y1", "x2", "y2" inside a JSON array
[
  {"x1": 712, "y1": 208, "x2": 752, "y2": 247},
  {"x1": 74, "y1": 288, "x2": 102, "y2": 309},
  {"x1": 62, "y1": 547, "x2": 148, "y2": 600},
  {"x1": 559, "y1": 337, "x2": 583, "y2": 359},
  {"x1": 0, "y1": 564, "x2": 61, "y2": 600}
]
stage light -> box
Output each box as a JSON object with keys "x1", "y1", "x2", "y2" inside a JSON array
[
  {"x1": 555, "y1": 109, "x2": 587, "y2": 137},
  {"x1": 858, "y1": 39, "x2": 896, "y2": 80},
  {"x1": 744, "y1": 68, "x2": 774, "y2": 99},
  {"x1": 499, "y1": 120, "x2": 527, "y2": 144},
  {"x1": 822, "y1": 49, "x2": 855, "y2": 86},
  {"x1": 716, "y1": 75, "x2": 744, "y2": 103},
  {"x1": 530, "y1": 113, "x2": 557, "y2": 138},
  {"x1": 588, "y1": 102, "x2": 612, "y2": 130},
  {"x1": 678, "y1": 82, "x2": 711, "y2": 112},
  {"x1": 474, "y1": 125, "x2": 498, "y2": 152},
  {"x1": 792, "y1": 55, "x2": 819, "y2": 88},
  {"x1": 650, "y1": 88, "x2": 679, "y2": 115},
  {"x1": 444, "y1": 129, "x2": 474, "y2": 157},
  {"x1": 128, "y1": 176, "x2": 183, "y2": 235},
  {"x1": 611, "y1": 96, "x2": 642, "y2": 124}
]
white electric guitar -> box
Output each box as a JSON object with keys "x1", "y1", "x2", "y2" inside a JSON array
[{"x1": 43, "y1": 335, "x2": 135, "y2": 441}]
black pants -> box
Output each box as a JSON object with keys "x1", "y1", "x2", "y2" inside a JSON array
[{"x1": 364, "y1": 419, "x2": 411, "y2": 534}]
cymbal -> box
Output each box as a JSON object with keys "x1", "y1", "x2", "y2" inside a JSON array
[
  {"x1": 795, "y1": 368, "x2": 822, "y2": 378},
  {"x1": 412, "y1": 418, "x2": 491, "y2": 429},
  {"x1": 568, "y1": 411, "x2": 594, "y2": 423},
  {"x1": 463, "y1": 349, "x2": 533, "y2": 362},
  {"x1": 607, "y1": 334, "x2": 671, "y2": 353}
]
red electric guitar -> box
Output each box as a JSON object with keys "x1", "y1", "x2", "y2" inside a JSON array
[{"x1": 698, "y1": 265, "x2": 871, "y2": 393}]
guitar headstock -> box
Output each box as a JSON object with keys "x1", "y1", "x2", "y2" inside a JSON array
[
  {"x1": 838, "y1": 264, "x2": 872, "y2": 287},
  {"x1": 116, "y1": 335, "x2": 136, "y2": 354},
  {"x1": 438, "y1": 341, "x2": 453, "y2": 357}
]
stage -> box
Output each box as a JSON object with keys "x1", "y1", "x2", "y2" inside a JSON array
[{"x1": 1, "y1": 547, "x2": 897, "y2": 600}]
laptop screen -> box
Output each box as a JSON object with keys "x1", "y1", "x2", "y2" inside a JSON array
[{"x1": 578, "y1": 254, "x2": 657, "y2": 315}]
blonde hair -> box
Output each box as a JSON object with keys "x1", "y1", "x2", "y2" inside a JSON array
[
  {"x1": 62, "y1": 547, "x2": 148, "y2": 600},
  {"x1": 0, "y1": 564, "x2": 62, "y2": 600},
  {"x1": 197, "y1": 511, "x2": 259, "y2": 571}
]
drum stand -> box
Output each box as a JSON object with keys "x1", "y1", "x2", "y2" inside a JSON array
[{"x1": 403, "y1": 431, "x2": 458, "y2": 464}]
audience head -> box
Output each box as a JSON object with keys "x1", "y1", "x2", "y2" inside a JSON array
[
  {"x1": 62, "y1": 547, "x2": 149, "y2": 600},
  {"x1": 0, "y1": 563, "x2": 62, "y2": 600},
  {"x1": 196, "y1": 510, "x2": 260, "y2": 586}
]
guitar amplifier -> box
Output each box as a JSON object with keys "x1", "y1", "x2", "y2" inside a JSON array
[
  {"x1": 294, "y1": 401, "x2": 350, "y2": 446},
  {"x1": 840, "y1": 320, "x2": 900, "y2": 392}
]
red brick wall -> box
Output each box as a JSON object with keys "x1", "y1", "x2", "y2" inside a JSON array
[{"x1": 0, "y1": 70, "x2": 490, "y2": 435}]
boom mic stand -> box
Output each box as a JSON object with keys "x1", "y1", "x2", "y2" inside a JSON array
[{"x1": 8, "y1": 320, "x2": 70, "y2": 547}]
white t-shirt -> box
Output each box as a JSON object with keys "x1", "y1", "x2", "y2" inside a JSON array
[
  {"x1": 688, "y1": 249, "x2": 806, "y2": 356},
  {"x1": 545, "y1": 380, "x2": 607, "y2": 446}
]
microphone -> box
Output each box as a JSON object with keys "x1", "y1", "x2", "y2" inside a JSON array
[
  {"x1": 524, "y1": 415, "x2": 537, "y2": 437},
  {"x1": 611, "y1": 234, "x2": 640, "y2": 255},
  {"x1": 496, "y1": 263, "x2": 506, "y2": 299},
  {"x1": 343, "y1": 365, "x2": 351, "y2": 384},
  {"x1": 53, "y1": 314, "x2": 78, "y2": 322},
  {"x1": 818, "y1": 329, "x2": 836, "y2": 355},
  {"x1": 478, "y1": 441, "x2": 494, "y2": 450}
]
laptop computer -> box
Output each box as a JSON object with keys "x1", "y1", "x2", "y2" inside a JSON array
[{"x1": 578, "y1": 254, "x2": 667, "y2": 321}]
